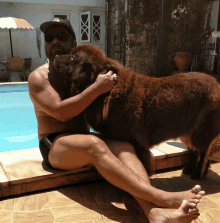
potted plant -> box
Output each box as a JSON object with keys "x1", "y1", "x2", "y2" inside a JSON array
[
  {"x1": 173, "y1": 52, "x2": 192, "y2": 72},
  {"x1": 169, "y1": 0, "x2": 215, "y2": 72}
]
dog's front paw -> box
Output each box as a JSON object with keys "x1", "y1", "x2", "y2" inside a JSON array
[
  {"x1": 53, "y1": 55, "x2": 72, "y2": 73},
  {"x1": 190, "y1": 160, "x2": 210, "y2": 179},
  {"x1": 190, "y1": 168, "x2": 202, "y2": 179},
  {"x1": 182, "y1": 165, "x2": 191, "y2": 175}
]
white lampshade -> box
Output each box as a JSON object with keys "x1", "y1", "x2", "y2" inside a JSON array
[{"x1": 212, "y1": 31, "x2": 220, "y2": 38}]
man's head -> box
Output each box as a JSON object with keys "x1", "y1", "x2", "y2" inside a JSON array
[{"x1": 40, "y1": 18, "x2": 76, "y2": 62}]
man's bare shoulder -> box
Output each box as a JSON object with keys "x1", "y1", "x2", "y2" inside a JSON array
[{"x1": 28, "y1": 63, "x2": 49, "y2": 92}]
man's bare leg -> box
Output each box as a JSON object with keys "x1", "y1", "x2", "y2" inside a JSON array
[
  {"x1": 105, "y1": 139, "x2": 202, "y2": 222},
  {"x1": 48, "y1": 134, "x2": 204, "y2": 209}
]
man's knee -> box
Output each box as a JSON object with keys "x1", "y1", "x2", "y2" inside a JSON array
[
  {"x1": 83, "y1": 135, "x2": 109, "y2": 157},
  {"x1": 111, "y1": 141, "x2": 136, "y2": 157}
]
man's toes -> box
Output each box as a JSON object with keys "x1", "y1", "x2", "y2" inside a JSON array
[
  {"x1": 195, "y1": 194, "x2": 202, "y2": 199},
  {"x1": 191, "y1": 185, "x2": 201, "y2": 194},
  {"x1": 198, "y1": 190, "x2": 205, "y2": 196},
  {"x1": 189, "y1": 199, "x2": 200, "y2": 205},
  {"x1": 188, "y1": 207, "x2": 199, "y2": 215},
  {"x1": 192, "y1": 213, "x2": 200, "y2": 220},
  {"x1": 188, "y1": 203, "x2": 197, "y2": 209},
  {"x1": 179, "y1": 200, "x2": 190, "y2": 213}
]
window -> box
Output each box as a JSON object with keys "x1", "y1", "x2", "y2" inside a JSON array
[
  {"x1": 80, "y1": 11, "x2": 102, "y2": 43},
  {"x1": 52, "y1": 10, "x2": 70, "y2": 20},
  {"x1": 92, "y1": 14, "x2": 101, "y2": 42},
  {"x1": 80, "y1": 11, "x2": 91, "y2": 42},
  {"x1": 54, "y1": 15, "x2": 67, "y2": 19}
]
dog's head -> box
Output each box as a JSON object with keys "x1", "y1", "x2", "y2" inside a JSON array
[
  {"x1": 72, "y1": 45, "x2": 108, "y2": 80},
  {"x1": 53, "y1": 44, "x2": 121, "y2": 95},
  {"x1": 53, "y1": 45, "x2": 107, "y2": 94}
]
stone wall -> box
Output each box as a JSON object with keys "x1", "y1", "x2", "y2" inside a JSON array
[{"x1": 106, "y1": 0, "x2": 161, "y2": 76}]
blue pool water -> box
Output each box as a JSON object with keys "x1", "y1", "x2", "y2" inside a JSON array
[
  {"x1": 0, "y1": 83, "x2": 95, "y2": 153},
  {"x1": 0, "y1": 83, "x2": 38, "y2": 152}
]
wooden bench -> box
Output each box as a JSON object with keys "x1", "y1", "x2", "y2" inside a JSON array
[{"x1": 150, "y1": 140, "x2": 188, "y2": 171}]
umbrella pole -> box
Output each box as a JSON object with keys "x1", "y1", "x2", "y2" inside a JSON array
[{"x1": 9, "y1": 29, "x2": 13, "y2": 58}]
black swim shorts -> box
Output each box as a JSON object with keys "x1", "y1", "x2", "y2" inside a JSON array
[
  {"x1": 39, "y1": 132, "x2": 61, "y2": 168},
  {"x1": 39, "y1": 131, "x2": 103, "y2": 168}
]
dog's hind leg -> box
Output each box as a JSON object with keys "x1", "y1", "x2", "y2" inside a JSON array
[
  {"x1": 179, "y1": 136, "x2": 198, "y2": 176},
  {"x1": 180, "y1": 141, "x2": 206, "y2": 179},
  {"x1": 182, "y1": 149, "x2": 199, "y2": 176},
  {"x1": 181, "y1": 134, "x2": 213, "y2": 179},
  {"x1": 186, "y1": 128, "x2": 220, "y2": 178},
  {"x1": 180, "y1": 104, "x2": 220, "y2": 178},
  {"x1": 180, "y1": 136, "x2": 207, "y2": 179}
]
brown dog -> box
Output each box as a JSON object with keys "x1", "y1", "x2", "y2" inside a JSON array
[{"x1": 53, "y1": 44, "x2": 220, "y2": 178}]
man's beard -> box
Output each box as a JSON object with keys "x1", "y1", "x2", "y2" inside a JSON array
[{"x1": 46, "y1": 45, "x2": 71, "y2": 62}]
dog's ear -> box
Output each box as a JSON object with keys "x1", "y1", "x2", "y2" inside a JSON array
[
  {"x1": 80, "y1": 62, "x2": 95, "y2": 83},
  {"x1": 71, "y1": 62, "x2": 96, "y2": 93},
  {"x1": 106, "y1": 58, "x2": 122, "y2": 74}
]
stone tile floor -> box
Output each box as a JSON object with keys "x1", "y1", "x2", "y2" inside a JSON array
[{"x1": 1, "y1": 162, "x2": 220, "y2": 223}]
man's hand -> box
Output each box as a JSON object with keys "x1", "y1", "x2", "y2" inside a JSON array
[{"x1": 95, "y1": 70, "x2": 117, "y2": 94}]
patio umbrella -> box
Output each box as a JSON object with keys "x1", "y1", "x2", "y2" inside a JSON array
[{"x1": 0, "y1": 17, "x2": 34, "y2": 57}]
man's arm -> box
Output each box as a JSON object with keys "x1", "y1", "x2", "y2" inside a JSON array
[{"x1": 28, "y1": 69, "x2": 115, "y2": 122}]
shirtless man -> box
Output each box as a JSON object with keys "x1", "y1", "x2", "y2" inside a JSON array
[{"x1": 28, "y1": 18, "x2": 205, "y2": 222}]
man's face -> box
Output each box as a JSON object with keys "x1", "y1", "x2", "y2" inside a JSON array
[{"x1": 45, "y1": 25, "x2": 76, "y2": 62}]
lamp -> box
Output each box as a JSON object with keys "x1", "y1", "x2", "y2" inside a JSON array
[{"x1": 211, "y1": 31, "x2": 220, "y2": 55}]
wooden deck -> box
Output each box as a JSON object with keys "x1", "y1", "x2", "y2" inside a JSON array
[{"x1": 150, "y1": 140, "x2": 188, "y2": 171}]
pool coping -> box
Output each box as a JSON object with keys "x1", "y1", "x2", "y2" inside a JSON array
[
  {"x1": 0, "y1": 147, "x2": 103, "y2": 199},
  {"x1": 0, "y1": 81, "x2": 28, "y2": 85},
  {"x1": 0, "y1": 141, "x2": 188, "y2": 199},
  {"x1": 0, "y1": 166, "x2": 102, "y2": 199}
]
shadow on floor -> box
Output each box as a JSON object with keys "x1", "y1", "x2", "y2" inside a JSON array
[
  {"x1": 151, "y1": 169, "x2": 220, "y2": 196},
  {"x1": 56, "y1": 180, "x2": 148, "y2": 222}
]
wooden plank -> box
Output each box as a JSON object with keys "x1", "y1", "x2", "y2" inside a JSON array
[
  {"x1": 154, "y1": 142, "x2": 188, "y2": 158},
  {"x1": 150, "y1": 148, "x2": 167, "y2": 160},
  {"x1": 156, "y1": 154, "x2": 188, "y2": 170}
]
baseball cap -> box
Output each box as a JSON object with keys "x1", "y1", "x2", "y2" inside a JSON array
[{"x1": 40, "y1": 18, "x2": 76, "y2": 39}]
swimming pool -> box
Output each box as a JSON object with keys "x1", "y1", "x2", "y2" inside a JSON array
[
  {"x1": 0, "y1": 83, "x2": 38, "y2": 152},
  {"x1": 0, "y1": 83, "x2": 95, "y2": 153}
]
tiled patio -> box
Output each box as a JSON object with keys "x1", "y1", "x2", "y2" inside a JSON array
[{"x1": 0, "y1": 142, "x2": 220, "y2": 223}]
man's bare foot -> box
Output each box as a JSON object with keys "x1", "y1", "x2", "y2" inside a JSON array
[
  {"x1": 161, "y1": 185, "x2": 205, "y2": 208},
  {"x1": 149, "y1": 200, "x2": 199, "y2": 223}
]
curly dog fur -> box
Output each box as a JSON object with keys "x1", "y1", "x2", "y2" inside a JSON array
[{"x1": 53, "y1": 44, "x2": 220, "y2": 178}]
